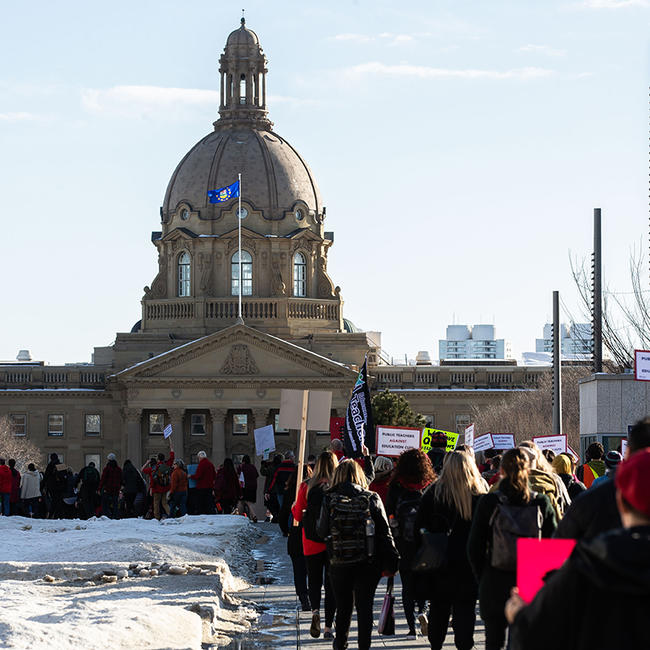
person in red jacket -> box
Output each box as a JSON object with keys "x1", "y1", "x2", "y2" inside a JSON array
[
  {"x1": 190, "y1": 451, "x2": 216, "y2": 515},
  {"x1": 0, "y1": 458, "x2": 13, "y2": 516},
  {"x1": 99, "y1": 454, "x2": 123, "y2": 519},
  {"x1": 142, "y1": 441, "x2": 175, "y2": 520},
  {"x1": 7, "y1": 459, "x2": 21, "y2": 515},
  {"x1": 214, "y1": 458, "x2": 241, "y2": 514}
]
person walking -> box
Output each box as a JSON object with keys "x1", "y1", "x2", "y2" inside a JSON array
[
  {"x1": 122, "y1": 459, "x2": 145, "y2": 517},
  {"x1": 467, "y1": 448, "x2": 557, "y2": 650},
  {"x1": 20, "y1": 463, "x2": 42, "y2": 517},
  {"x1": 576, "y1": 442, "x2": 606, "y2": 488},
  {"x1": 0, "y1": 458, "x2": 13, "y2": 516},
  {"x1": 416, "y1": 450, "x2": 488, "y2": 650},
  {"x1": 386, "y1": 448, "x2": 435, "y2": 639},
  {"x1": 77, "y1": 461, "x2": 100, "y2": 519},
  {"x1": 169, "y1": 459, "x2": 189, "y2": 517},
  {"x1": 189, "y1": 451, "x2": 216, "y2": 515},
  {"x1": 318, "y1": 459, "x2": 399, "y2": 650},
  {"x1": 214, "y1": 458, "x2": 241, "y2": 514},
  {"x1": 551, "y1": 453, "x2": 586, "y2": 500},
  {"x1": 142, "y1": 442, "x2": 175, "y2": 520},
  {"x1": 7, "y1": 459, "x2": 21, "y2": 515},
  {"x1": 99, "y1": 454, "x2": 122, "y2": 519},
  {"x1": 43, "y1": 453, "x2": 66, "y2": 518},
  {"x1": 591, "y1": 450, "x2": 622, "y2": 488},
  {"x1": 368, "y1": 456, "x2": 393, "y2": 506},
  {"x1": 237, "y1": 455, "x2": 259, "y2": 521},
  {"x1": 291, "y1": 450, "x2": 338, "y2": 640},
  {"x1": 267, "y1": 452, "x2": 296, "y2": 512}
]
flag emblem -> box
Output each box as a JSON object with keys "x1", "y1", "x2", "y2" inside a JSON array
[
  {"x1": 163, "y1": 424, "x2": 173, "y2": 439},
  {"x1": 208, "y1": 180, "x2": 240, "y2": 203}
]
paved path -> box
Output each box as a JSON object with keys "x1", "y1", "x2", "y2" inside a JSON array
[{"x1": 231, "y1": 523, "x2": 486, "y2": 649}]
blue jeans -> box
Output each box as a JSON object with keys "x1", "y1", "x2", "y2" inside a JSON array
[
  {"x1": 0, "y1": 492, "x2": 10, "y2": 516},
  {"x1": 170, "y1": 491, "x2": 187, "y2": 517}
]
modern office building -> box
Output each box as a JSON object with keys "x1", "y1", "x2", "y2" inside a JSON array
[
  {"x1": 535, "y1": 323, "x2": 593, "y2": 358},
  {"x1": 439, "y1": 324, "x2": 511, "y2": 361}
]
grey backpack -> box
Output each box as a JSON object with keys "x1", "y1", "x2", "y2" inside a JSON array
[{"x1": 489, "y1": 491, "x2": 542, "y2": 571}]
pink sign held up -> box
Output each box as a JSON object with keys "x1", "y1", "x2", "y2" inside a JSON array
[{"x1": 517, "y1": 538, "x2": 576, "y2": 603}]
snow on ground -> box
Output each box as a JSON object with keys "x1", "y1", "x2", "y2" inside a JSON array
[{"x1": 0, "y1": 515, "x2": 261, "y2": 649}]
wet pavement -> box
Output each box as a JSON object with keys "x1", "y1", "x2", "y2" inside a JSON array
[{"x1": 228, "y1": 523, "x2": 487, "y2": 649}]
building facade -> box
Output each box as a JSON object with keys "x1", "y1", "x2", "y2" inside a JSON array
[
  {"x1": 438, "y1": 324, "x2": 511, "y2": 361},
  {"x1": 535, "y1": 322, "x2": 592, "y2": 358}
]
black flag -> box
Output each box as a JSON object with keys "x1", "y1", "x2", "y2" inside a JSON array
[{"x1": 344, "y1": 357, "x2": 375, "y2": 457}]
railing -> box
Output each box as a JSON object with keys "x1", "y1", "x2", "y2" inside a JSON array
[
  {"x1": 205, "y1": 299, "x2": 279, "y2": 320},
  {"x1": 146, "y1": 301, "x2": 195, "y2": 320},
  {"x1": 288, "y1": 299, "x2": 339, "y2": 320},
  {"x1": 5, "y1": 372, "x2": 31, "y2": 384},
  {"x1": 487, "y1": 373, "x2": 513, "y2": 385},
  {"x1": 0, "y1": 368, "x2": 106, "y2": 390},
  {"x1": 44, "y1": 372, "x2": 67, "y2": 384}
]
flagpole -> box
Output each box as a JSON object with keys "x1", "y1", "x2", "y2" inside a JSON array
[{"x1": 238, "y1": 172, "x2": 242, "y2": 321}]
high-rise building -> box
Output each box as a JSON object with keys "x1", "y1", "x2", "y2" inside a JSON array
[
  {"x1": 439, "y1": 324, "x2": 511, "y2": 360},
  {"x1": 535, "y1": 323, "x2": 592, "y2": 358}
]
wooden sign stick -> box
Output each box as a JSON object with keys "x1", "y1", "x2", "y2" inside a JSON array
[{"x1": 293, "y1": 389, "x2": 309, "y2": 526}]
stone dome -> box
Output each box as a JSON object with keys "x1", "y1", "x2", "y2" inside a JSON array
[{"x1": 226, "y1": 18, "x2": 260, "y2": 48}]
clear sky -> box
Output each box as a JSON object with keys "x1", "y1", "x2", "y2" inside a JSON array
[{"x1": 1, "y1": 0, "x2": 648, "y2": 365}]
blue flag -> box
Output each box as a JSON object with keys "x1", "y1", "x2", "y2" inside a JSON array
[{"x1": 207, "y1": 180, "x2": 240, "y2": 203}]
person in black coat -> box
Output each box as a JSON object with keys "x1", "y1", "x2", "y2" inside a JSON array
[
  {"x1": 318, "y1": 459, "x2": 399, "y2": 650},
  {"x1": 467, "y1": 448, "x2": 556, "y2": 650},
  {"x1": 415, "y1": 450, "x2": 488, "y2": 650},
  {"x1": 122, "y1": 460, "x2": 145, "y2": 517},
  {"x1": 506, "y1": 447, "x2": 650, "y2": 650}
]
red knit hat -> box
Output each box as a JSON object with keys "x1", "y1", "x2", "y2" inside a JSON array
[{"x1": 615, "y1": 448, "x2": 650, "y2": 518}]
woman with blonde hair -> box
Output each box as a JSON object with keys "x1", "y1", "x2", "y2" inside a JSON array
[
  {"x1": 415, "y1": 450, "x2": 487, "y2": 649},
  {"x1": 468, "y1": 448, "x2": 557, "y2": 650},
  {"x1": 292, "y1": 450, "x2": 338, "y2": 639},
  {"x1": 317, "y1": 459, "x2": 398, "y2": 650}
]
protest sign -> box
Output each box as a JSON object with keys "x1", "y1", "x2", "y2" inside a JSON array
[
  {"x1": 254, "y1": 424, "x2": 276, "y2": 457},
  {"x1": 421, "y1": 428, "x2": 458, "y2": 453},
  {"x1": 517, "y1": 538, "x2": 576, "y2": 603},
  {"x1": 533, "y1": 435, "x2": 567, "y2": 455},
  {"x1": 187, "y1": 463, "x2": 198, "y2": 489},
  {"x1": 490, "y1": 434, "x2": 515, "y2": 450},
  {"x1": 634, "y1": 349, "x2": 650, "y2": 381},
  {"x1": 622, "y1": 439, "x2": 628, "y2": 457},
  {"x1": 566, "y1": 445, "x2": 579, "y2": 463},
  {"x1": 473, "y1": 433, "x2": 494, "y2": 452},
  {"x1": 330, "y1": 416, "x2": 345, "y2": 441},
  {"x1": 464, "y1": 424, "x2": 475, "y2": 449},
  {"x1": 279, "y1": 389, "x2": 332, "y2": 431},
  {"x1": 376, "y1": 426, "x2": 422, "y2": 458}
]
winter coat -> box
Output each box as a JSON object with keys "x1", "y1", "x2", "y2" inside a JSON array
[
  {"x1": 214, "y1": 467, "x2": 241, "y2": 502},
  {"x1": 99, "y1": 461, "x2": 123, "y2": 496},
  {"x1": 557, "y1": 472, "x2": 587, "y2": 500},
  {"x1": 415, "y1": 484, "x2": 481, "y2": 595},
  {"x1": 20, "y1": 470, "x2": 42, "y2": 500},
  {"x1": 77, "y1": 465, "x2": 100, "y2": 493},
  {"x1": 0, "y1": 465, "x2": 12, "y2": 493},
  {"x1": 368, "y1": 470, "x2": 392, "y2": 506},
  {"x1": 143, "y1": 452, "x2": 175, "y2": 494},
  {"x1": 238, "y1": 462, "x2": 259, "y2": 501},
  {"x1": 268, "y1": 460, "x2": 296, "y2": 495},
  {"x1": 577, "y1": 459, "x2": 606, "y2": 488},
  {"x1": 554, "y1": 478, "x2": 620, "y2": 541},
  {"x1": 292, "y1": 480, "x2": 327, "y2": 556},
  {"x1": 467, "y1": 479, "x2": 557, "y2": 621},
  {"x1": 43, "y1": 460, "x2": 65, "y2": 494},
  {"x1": 170, "y1": 467, "x2": 188, "y2": 494},
  {"x1": 190, "y1": 457, "x2": 216, "y2": 490},
  {"x1": 10, "y1": 468, "x2": 21, "y2": 503},
  {"x1": 317, "y1": 481, "x2": 399, "y2": 575},
  {"x1": 510, "y1": 525, "x2": 650, "y2": 650},
  {"x1": 122, "y1": 463, "x2": 145, "y2": 494}
]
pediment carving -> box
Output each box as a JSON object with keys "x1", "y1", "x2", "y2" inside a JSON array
[{"x1": 219, "y1": 344, "x2": 259, "y2": 375}]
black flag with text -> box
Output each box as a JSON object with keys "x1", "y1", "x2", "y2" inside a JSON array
[{"x1": 344, "y1": 357, "x2": 375, "y2": 457}]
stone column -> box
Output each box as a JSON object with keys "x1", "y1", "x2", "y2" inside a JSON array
[
  {"x1": 252, "y1": 408, "x2": 269, "y2": 459},
  {"x1": 210, "y1": 408, "x2": 228, "y2": 464},
  {"x1": 122, "y1": 408, "x2": 142, "y2": 468},
  {"x1": 167, "y1": 408, "x2": 185, "y2": 463}
]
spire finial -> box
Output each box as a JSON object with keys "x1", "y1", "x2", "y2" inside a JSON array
[{"x1": 241, "y1": 9, "x2": 245, "y2": 25}]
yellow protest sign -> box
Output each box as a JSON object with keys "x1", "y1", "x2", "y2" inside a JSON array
[{"x1": 421, "y1": 428, "x2": 459, "y2": 453}]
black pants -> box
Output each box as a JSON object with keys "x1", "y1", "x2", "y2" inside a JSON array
[
  {"x1": 428, "y1": 588, "x2": 478, "y2": 650},
  {"x1": 290, "y1": 554, "x2": 309, "y2": 602},
  {"x1": 305, "y1": 551, "x2": 335, "y2": 627},
  {"x1": 484, "y1": 616, "x2": 508, "y2": 650},
  {"x1": 400, "y1": 568, "x2": 425, "y2": 631},
  {"x1": 196, "y1": 488, "x2": 215, "y2": 514},
  {"x1": 123, "y1": 491, "x2": 137, "y2": 517},
  {"x1": 329, "y1": 564, "x2": 381, "y2": 650}
]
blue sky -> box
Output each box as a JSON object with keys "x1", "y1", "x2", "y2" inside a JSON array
[{"x1": 1, "y1": 0, "x2": 649, "y2": 364}]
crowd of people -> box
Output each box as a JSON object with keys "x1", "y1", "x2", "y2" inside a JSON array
[{"x1": 272, "y1": 421, "x2": 650, "y2": 650}]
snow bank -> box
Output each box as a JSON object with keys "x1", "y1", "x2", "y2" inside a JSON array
[{"x1": 0, "y1": 515, "x2": 260, "y2": 649}]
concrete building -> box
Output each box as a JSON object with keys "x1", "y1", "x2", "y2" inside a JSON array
[
  {"x1": 536, "y1": 323, "x2": 592, "y2": 358},
  {"x1": 0, "y1": 19, "x2": 550, "y2": 469},
  {"x1": 439, "y1": 324, "x2": 511, "y2": 361}
]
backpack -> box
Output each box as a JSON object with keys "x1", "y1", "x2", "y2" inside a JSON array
[
  {"x1": 303, "y1": 483, "x2": 326, "y2": 543},
  {"x1": 152, "y1": 462, "x2": 171, "y2": 488},
  {"x1": 528, "y1": 469, "x2": 563, "y2": 521},
  {"x1": 393, "y1": 490, "x2": 424, "y2": 546},
  {"x1": 327, "y1": 491, "x2": 373, "y2": 566},
  {"x1": 489, "y1": 491, "x2": 542, "y2": 571}
]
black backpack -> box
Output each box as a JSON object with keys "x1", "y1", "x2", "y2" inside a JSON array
[
  {"x1": 393, "y1": 490, "x2": 424, "y2": 545},
  {"x1": 489, "y1": 491, "x2": 542, "y2": 571},
  {"x1": 326, "y1": 491, "x2": 373, "y2": 566},
  {"x1": 153, "y1": 462, "x2": 171, "y2": 488},
  {"x1": 303, "y1": 483, "x2": 326, "y2": 543}
]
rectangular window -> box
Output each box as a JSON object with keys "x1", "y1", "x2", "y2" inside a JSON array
[
  {"x1": 274, "y1": 413, "x2": 289, "y2": 435},
  {"x1": 84, "y1": 453, "x2": 101, "y2": 468},
  {"x1": 10, "y1": 413, "x2": 26, "y2": 436},
  {"x1": 455, "y1": 414, "x2": 471, "y2": 434},
  {"x1": 191, "y1": 413, "x2": 206, "y2": 436},
  {"x1": 48, "y1": 414, "x2": 64, "y2": 437},
  {"x1": 85, "y1": 414, "x2": 101, "y2": 436},
  {"x1": 233, "y1": 413, "x2": 248, "y2": 435},
  {"x1": 149, "y1": 413, "x2": 165, "y2": 435}
]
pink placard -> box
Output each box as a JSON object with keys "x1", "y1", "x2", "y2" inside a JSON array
[{"x1": 517, "y1": 538, "x2": 576, "y2": 603}]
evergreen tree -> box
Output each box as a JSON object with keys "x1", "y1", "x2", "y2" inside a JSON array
[{"x1": 371, "y1": 389, "x2": 426, "y2": 428}]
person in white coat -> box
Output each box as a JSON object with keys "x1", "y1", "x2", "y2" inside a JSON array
[{"x1": 20, "y1": 463, "x2": 42, "y2": 517}]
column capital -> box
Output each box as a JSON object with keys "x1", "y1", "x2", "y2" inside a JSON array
[
  {"x1": 252, "y1": 408, "x2": 269, "y2": 428},
  {"x1": 167, "y1": 408, "x2": 185, "y2": 421},
  {"x1": 121, "y1": 407, "x2": 141, "y2": 423},
  {"x1": 209, "y1": 408, "x2": 228, "y2": 422}
]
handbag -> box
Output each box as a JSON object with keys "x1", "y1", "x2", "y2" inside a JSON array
[
  {"x1": 412, "y1": 509, "x2": 454, "y2": 573},
  {"x1": 377, "y1": 577, "x2": 395, "y2": 636}
]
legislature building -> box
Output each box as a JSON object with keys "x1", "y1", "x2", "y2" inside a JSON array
[{"x1": 0, "y1": 20, "x2": 548, "y2": 469}]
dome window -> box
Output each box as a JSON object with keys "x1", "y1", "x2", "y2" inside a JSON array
[
  {"x1": 180, "y1": 209, "x2": 189, "y2": 221},
  {"x1": 178, "y1": 252, "x2": 191, "y2": 297},
  {"x1": 231, "y1": 250, "x2": 253, "y2": 296},
  {"x1": 293, "y1": 252, "x2": 306, "y2": 297},
  {"x1": 294, "y1": 209, "x2": 304, "y2": 221},
  {"x1": 239, "y1": 74, "x2": 246, "y2": 105}
]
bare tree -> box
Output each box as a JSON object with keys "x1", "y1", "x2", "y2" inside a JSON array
[
  {"x1": 0, "y1": 417, "x2": 45, "y2": 472},
  {"x1": 470, "y1": 367, "x2": 589, "y2": 454}
]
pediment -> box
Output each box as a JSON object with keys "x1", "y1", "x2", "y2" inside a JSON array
[
  {"x1": 161, "y1": 227, "x2": 198, "y2": 241},
  {"x1": 285, "y1": 228, "x2": 322, "y2": 242},
  {"x1": 219, "y1": 226, "x2": 266, "y2": 240},
  {"x1": 113, "y1": 324, "x2": 357, "y2": 384}
]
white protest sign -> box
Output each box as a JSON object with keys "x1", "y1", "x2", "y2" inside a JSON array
[
  {"x1": 491, "y1": 434, "x2": 515, "y2": 450},
  {"x1": 622, "y1": 439, "x2": 628, "y2": 458},
  {"x1": 254, "y1": 425, "x2": 276, "y2": 457},
  {"x1": 533, "y1": 435, "x2": 567, "y2": 455},
  {"x1": 279, "y1": 389, "x2": 332, "y2": 430},
  {"x1": 635, "y1": 350, "x2": 650, "y2": 381},
  {"x1": 376, "y1": 426, "x2": 422, "y2": 458},
  {"x1": 464, "y1": 424, "x2": 475, "y2": 449},
  {"x1": 473, "y1": 433, "x2": 494, "y2": 452},
  {"x1": 566, "y1": 445, "x2": 580, "y2": 463}
]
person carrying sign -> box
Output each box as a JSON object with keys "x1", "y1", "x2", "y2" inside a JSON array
[{"x1": 142, "y1": 438, "x2": 174, "y2": 520}]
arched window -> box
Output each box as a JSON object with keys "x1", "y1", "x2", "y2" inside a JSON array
[
  {"x1": 178, "y1": 252, "x2": 191, "y2": 297},
  {"x1": 231, "y1": 250, "x2": 253, "y2": 296},
  {"x1": 293, "y1": 252, "x2": 306, "y2": 297},
  {"x1": 239, "y1": 74, "x2": 246, "y2": 105}
]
